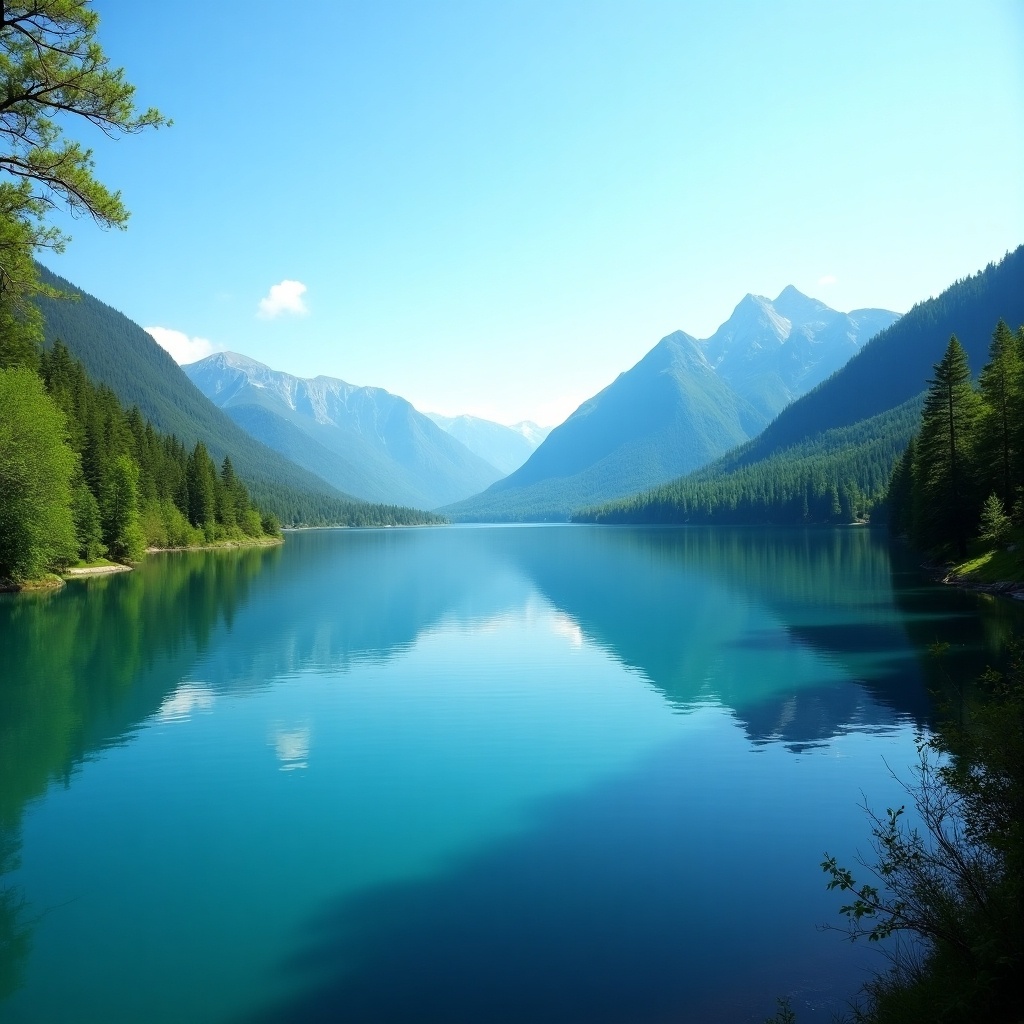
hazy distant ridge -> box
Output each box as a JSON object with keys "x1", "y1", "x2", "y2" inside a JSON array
[
  {"x1": 425, "y1": 412, "x2": 551, "y2": 475},
  {"x1": 185, "y1": 352, "x2": 504, "y2": 509}
]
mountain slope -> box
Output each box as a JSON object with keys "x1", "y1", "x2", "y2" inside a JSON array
[
  {"x1": 577, "y1": 246, "x2": 1024, "y2": 525},
  {"x1": 185, "y1": 352, "x2": 503, "y2": 509},
  {"x1": 33, "y1": 266, "x2": 429, "y2": 524},
  {"x1": 443, "y1": 331, "x2": 767, "y2": 520},
  {"x1": 724, "y1": 246, "x2": 1024, "y2": 473},
  {"x1": 425, "y1": 413, "x2": 546, "y2": 475},
  {"x1": 445, "y1": 289, "x2": 896, "y2": 521},
  {"x1": 706, "y1": 287, "x2": 899, "y2": 419}
]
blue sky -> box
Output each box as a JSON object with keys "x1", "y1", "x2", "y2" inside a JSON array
[{"x1": 42, "y1": 0, "x2": 1024, "y2": 426}]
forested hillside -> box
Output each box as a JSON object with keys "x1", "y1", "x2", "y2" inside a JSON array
[
  {"x1": 1, "y1": 338, "x2": 277, "y2": 583},
  {"x1": 445, "y1": 288, "x2": 895, "y2": 522},
  {"x1": 713, "y1": 246, "x2": 1024, "y2": 470},
  {"x1": 33, "y1": 266, "x2": 413, "y2": 525},
  {"x1": 577, "y1": 248, "x2": 1024, "y2": 525}
]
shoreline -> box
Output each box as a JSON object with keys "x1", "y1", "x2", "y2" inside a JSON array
[
  {"x1": 145, "y1": 535, "x2": 284, "y2": 554},
  {"x1": 939, "y1": 571, "x2": 1024, "y2": 600},
  {"x1": 3, "y1": 536, "x2": 283, "y2": 594},
  {"x1": 64, "y1": 564, "x2": 133, "y2": 578}
]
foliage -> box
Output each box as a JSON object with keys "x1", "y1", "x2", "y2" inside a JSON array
[
  {"x1": 0, "y1": 0, "x2": 167, "y2": 288},
  {"x1": 819, "y1": 651, "x2": 1024, "y2": 1023},
  {"x1": 33, "y1": 339, "x2": 278, "y2": 568},
  {"x1": 912, "y1": 337, "x2": 981, "y2": 556},
  {"x1": 103, "y1": 453, "x2": 144, "y2": 561},
  {"x1": 884, "y1": 321, "x2": 1024, "y2": 558},
  {"x1": 69, "y1": 475, "x2": 104, "y2": 560},
  {"x1": 0, "y1": 0, "x2": 167, "y2": 375},
  {"x1": 978, "y1": 493, "x2": 1012, "y2": 546},
  {"x1": 0, "y1": 365, "x2": 77, "y2": 581},
  {"x1": 574, "y1": 399, "x2": 921, "y2": 525}
]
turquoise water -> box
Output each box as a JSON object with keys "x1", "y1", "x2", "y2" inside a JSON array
[{"x1": 1, "y1": 525, "x2": 1020, "y2": 1022}]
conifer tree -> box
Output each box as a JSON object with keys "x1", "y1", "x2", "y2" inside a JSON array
[
  {"x1": 0, "y1": 1, "x2": 168, "y2": 331},
  {"x1": 977, "y1": 320, "x2": 1021, "y2": 507},
  {"x1": 914, "y1": 336, "x2": 981, "y2": 556},
  {"x1": 186, "y1": 441, "x2": 216, "y2": 536},
  {"x1": 70, "y1": 474, "x2": 105, "y2": 561}
]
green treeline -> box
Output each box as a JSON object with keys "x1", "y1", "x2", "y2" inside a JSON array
[
  {"x1": 34, "y1": 268, "x2": 449, "y2": 529},
  {"x1": 1, "y1": 337, "x2": 280, "y2": 583},
  {"x1": 888, "y1": 321, "x2": 1024, "y2": 557},
  {"x1": 573, "y1": 398, "x2": 921, "y2": 526},
  {"x1": 576, "y1": 319, "x2": 1024, "y2": 534}
]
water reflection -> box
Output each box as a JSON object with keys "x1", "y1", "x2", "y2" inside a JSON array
[
  {"x1": 0, "y1": 544, "x2": 279, "y2": 995},
  {"x1": 272, "y1": 726, "x2": 311, "y2": 771},
  {"x1": 2, "y1": 525, "x2": 1023, "y2": 1020},
  {"x1": 157, "y1": 683, "x2": 216, "y2": 722},
  {"x1": 3, "y1": 527, "x2": 1020, "y2": 829},
  {"x1": 3, "y1": 527, "x2": 1020, "y2": 835}
]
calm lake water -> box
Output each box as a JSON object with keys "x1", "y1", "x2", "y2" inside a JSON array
[{"x1": 1, "y1": 525, "x2": 1021, "y2": 1023}]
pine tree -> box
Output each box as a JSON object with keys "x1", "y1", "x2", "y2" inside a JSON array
[
  {"x1": 71, "y1": 476, "x2": 106, "y2": 561},
  {"x1": 914, "y1": 336, "x2": 982, "y2": 556},
  {"x1": 977, "y1": 320, "x2": 1021, "y2": 507},
  {"x1": 185, "y1": 441, "x2": 216, "y2": 537}
]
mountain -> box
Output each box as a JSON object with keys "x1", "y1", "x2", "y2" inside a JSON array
[
  {"x1": 33, "y1": 266, "x2": 441, "y2": 525},
  {"x1": 425, "y1": 412, "x2": 549, "y2": 475},
  {"x1": 444, "y1": 289, "x2": 898, "y2": 521},
  {"x1": 185, "y1": 352, "x2": 503, "y2": 509},
  {"x1": 510, "y1": 421, "x2": 553, "y2": 447},
  {"x1": 576, "y1": 245, "x2": 1024, "y2": 525},
  {"x1": 706, "y1": 287, "x2": 900, "y2": 419}
]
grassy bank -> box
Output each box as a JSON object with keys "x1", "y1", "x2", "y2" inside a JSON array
[
  {"x1": 944, "y1": 537, "x2": 1024, "y2": 591},
  {"x1": 2, "y1": 533, "x2": 283, "y2": 593}
]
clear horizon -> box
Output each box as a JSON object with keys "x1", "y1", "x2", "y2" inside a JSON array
[{"x1": 41, "y1": 0, "x2": 1024, "y2": 425}]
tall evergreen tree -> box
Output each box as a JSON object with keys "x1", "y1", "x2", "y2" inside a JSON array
[
  {"x1": 977, "y1": 320, "x2": 1021, "y2": 507},
  {"x1": 914, "y1": 336, "x2": 981, "y2": 556},
  {"x1": 0, "y1": 1, "x2": 168, "y2": 335},
  {"x1": 70, "y1": 474, "x2": 105, "y2": 561},
  {"x1": 185, "y1": 441, "x2": 216, "y2": 536}
]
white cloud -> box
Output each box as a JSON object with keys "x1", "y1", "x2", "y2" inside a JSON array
[
  {"x1": 817, "y1": 274, "x2": 838, "y2": 287},
  {"x1": 146, "y1": 326, "x2": 222, "y2": 365},
  {"x1": 258, "y1": 279, "x2": 308, "y2": 318}
]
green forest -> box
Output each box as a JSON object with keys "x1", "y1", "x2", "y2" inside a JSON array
[
  {"x1": 577, "y1": 320, "x2": 1024, "y2": 544},
  {"x1": 889, "y1": 322, "x2": 1024, "y2": 558},
  {"x1": 1, "y1": 328, "x2": 448, "y2": 586},
  {"x1": 573, "y1": 397, "x2": 920, "y2": 526},
  {"x1": 1, "y1": 333, "x2": 281, "y2": 585},
  {"x1": 574, "y1": 249, "x2": 1024, "y2": 530}
]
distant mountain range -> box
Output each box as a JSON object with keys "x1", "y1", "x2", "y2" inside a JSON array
[
  {"x1": 443, "y1": 288, "x2": 898, "y2": 520},
  {"x1": 425, "y1": 413, "x2": 551, "y2": 475},
  {"x1": 33, "y1": 267, "x2": 400, "y2": 525},
  {"x1": 184, "y1": 353, "x2": 504, "y2": 509},
  {"x1": 576, "y1": 245, "x2": 1024, "y2": 526}
]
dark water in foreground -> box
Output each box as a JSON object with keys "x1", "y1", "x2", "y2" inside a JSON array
[{"x1": 1, "y1": 525, "x2": 1021, "y2": 1023}]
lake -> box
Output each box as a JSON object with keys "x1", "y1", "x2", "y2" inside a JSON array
[{"x1": 1, "y1": 525, "x2": 1020, "y2": 1023}]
